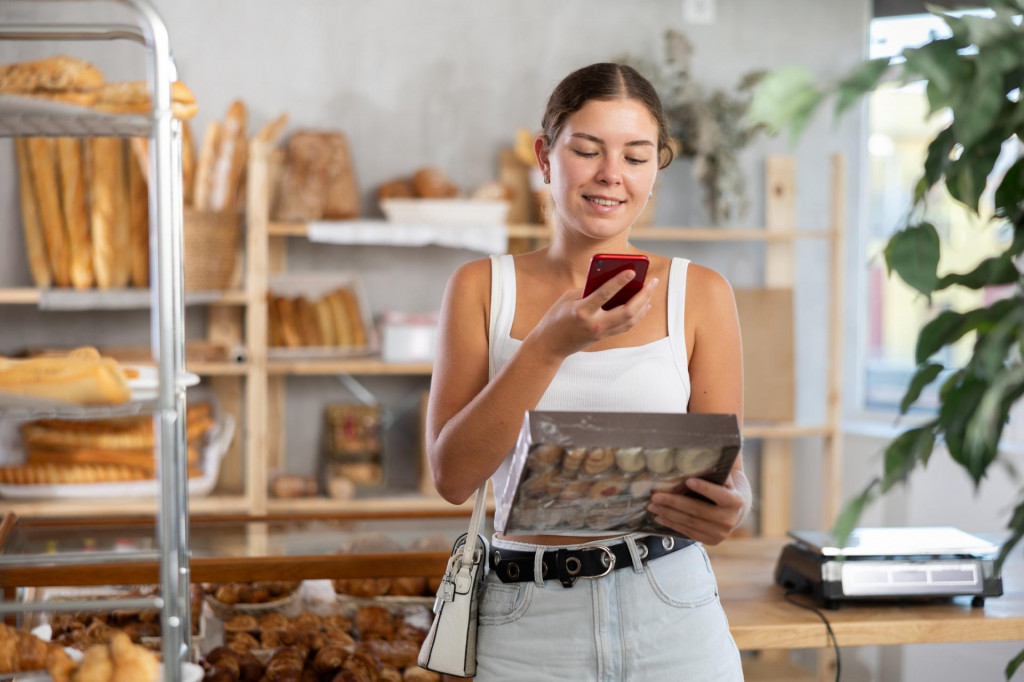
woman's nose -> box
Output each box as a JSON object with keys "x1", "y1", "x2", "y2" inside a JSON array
[{"x1": 594, "y1": 156, "x2": 622, "y2": 184}]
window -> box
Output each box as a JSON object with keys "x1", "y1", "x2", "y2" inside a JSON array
[{"x1": 861, "y1": 10, "x2": 1019, "y2": 414}]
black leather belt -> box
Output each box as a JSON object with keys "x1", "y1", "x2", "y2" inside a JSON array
[{"x1": 490, "y1": 536, "x2": 694, "y2": 588}]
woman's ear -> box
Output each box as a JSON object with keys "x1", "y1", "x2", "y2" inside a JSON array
[{"x1": 534, "y1": 136, "x2": 550, "y2": 180}]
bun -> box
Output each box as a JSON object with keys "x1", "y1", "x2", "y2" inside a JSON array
[
  {"x1": 412, "y1": 167, "x2": 457, "y2": 198},
  {"x1": 377, "y1": 178, "x2": 415, "y2": 201}
]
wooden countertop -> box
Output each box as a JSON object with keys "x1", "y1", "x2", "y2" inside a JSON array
[{"x1": 708, "y1": 538, "x2": 1024, "y2": 650}]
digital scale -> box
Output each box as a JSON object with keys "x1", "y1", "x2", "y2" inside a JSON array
[{"x1": 774, "y1": 527, "x2": 1004, "y2": 609}]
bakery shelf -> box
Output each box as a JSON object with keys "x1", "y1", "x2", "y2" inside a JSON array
[
  {"x1": 266, "y1": 493, "x2": 483, "y2": 515},
  {"x1": 269, "y1": 220, "x2": 832, "y2": 242},
  {"x1": 187, "y1": 360, "x2": 249, "y2": 376},
  {"x1": 0, "y1": 287, "x2": 248, "y2": 308},
  {"x1": 267, "y1": 358, "x2": 433, "y2": 376},
  {"x1": 0, "y1": 94, "x2": 151, "y2": 138},
  {"x1": 743, "y1": 422, "x2": 834, "y2": 439},
  {"x1": 2, "y1": 495, "x2": 251, "y2": 519}
]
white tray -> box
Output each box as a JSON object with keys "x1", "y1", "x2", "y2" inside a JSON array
[
  {"x1": 380, "y1": 198, "x2": 510, "y2": 227},
  {"x1": 0, "y1": 413, "x2": 233, "y2": 500}
]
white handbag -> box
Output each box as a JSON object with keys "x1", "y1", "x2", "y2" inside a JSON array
[{"x1": 418, "y1": 479, "x2": 489, "y2": 678}]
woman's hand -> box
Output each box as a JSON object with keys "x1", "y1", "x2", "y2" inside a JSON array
[
  {"x1": 646, "y1": 468, "x2": 751, "y2": 546},
  {"x1": 524, "y1": 270, "x2": 660, "y2": 360}
]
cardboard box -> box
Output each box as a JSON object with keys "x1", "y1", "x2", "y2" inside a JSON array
[{"x1": 496, "y1": 411, "x2": 741, "y2": 539}]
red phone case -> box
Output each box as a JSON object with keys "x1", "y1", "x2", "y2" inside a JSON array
[{"x1": 583, "y1": 254, "x2": 650, "y2": 310}]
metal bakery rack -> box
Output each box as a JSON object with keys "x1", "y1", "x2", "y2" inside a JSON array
[{"x1": 0, "y1": 1, "x2": 194, "y2": 679}]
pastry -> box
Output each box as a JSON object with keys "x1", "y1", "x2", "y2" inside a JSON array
[
  {"x1": 378, "y1": 178, "x2": 416, "y2": 201},
  {"x1": 643, "y1": 447, "x2": 675, "y2": 474},
  {"x1": 582, "y1": 447, "x2": 615, "y2": 476},
  {"x1": 314, "y1": 643, "x2": 348, "y2": 674},
  {"x1": 389, "y1": 576, "x2": 428, "y2": 596},
  {"x1": 628, "y1": 473, "x2": 657, "y2": 498},
  {"x1": 14, "y1": 138, "x2": 51, "y2": 287},
  {"x1": 614, "y1": 446, "x2": 646, "y2": 473},
  {"x1": 322, "y1": 614, "x2": 353, "y2": 635},
  {"x1": 333, "y1": 577, "x2": 391, "y2": 598},
  {"x1": 109, "y1": 631, "x2": 159, "y2": 682},
  {"x1": 56, "y1": 137, "x2": 94, "y2": 289},
  {"x1": 529, "y1": 443, "x2": 563, "y2": 471},
  {"x1": 89, "y1": 80, "x2": 198, "y2": 119},
  {"x1": 354, "y1": 605, "x2": 395, "y2": 641},
  {"x1": 342, "y1": 649, "x2": 383, "y2": 682},
  {"x1": 518, "y1": 468, "x2": 556, "y2": 499},
  {"x1": 223, "y1": 614, "x2": 259, "y2": 635},
  {"x1": 561, "y1": 447, "x2": 587, "y2": 474},
  {"x1": 0, "y1": 55, "x2": 104, "y2": 92},
  {"x1": 404, "y1": 666, "x2": 442, "y2": 681},
  {"x1": 558, "y1": 477, "x2": 592, "y2": 501},
  {"x1": 362, "y1": 638, "x2": 419, "y2": 668},
  {"x1": 381, "y1": 667, "x2": 404, "y2": 682},
  {"x1": 652, "y1": 476, "x2": 687, "y2": 494},
  {"x1": 588, "y1": 473, "x2": 629, "y2": 500},
  {"x1": 675, "y1": 446, "x2": 721, "y2": 474},
  {"x1": 26, "y1": 137, "x2": 71, "y2": 287},
  {"x1": 0, "y1": 462, "x2": 148, "y2": 484}
]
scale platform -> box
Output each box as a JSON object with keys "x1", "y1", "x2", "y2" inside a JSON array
[{"x1": 774, "y1": 527, "x2": 1004, "y2": 609}]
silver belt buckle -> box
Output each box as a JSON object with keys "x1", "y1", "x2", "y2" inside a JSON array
[{"x1": 581, "y1": 545, "x2": 616, "y2": 580}]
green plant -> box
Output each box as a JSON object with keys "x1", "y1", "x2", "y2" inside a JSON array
[
  {"x1": 748, "y1": 2, "x2": 1024, "y2": 678},
  {"x1": 619, "y1": 30, "x2": 764, "y2": 224}
]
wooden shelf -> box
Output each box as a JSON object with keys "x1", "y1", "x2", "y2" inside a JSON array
[
  {"x1": 3, "y1": 495, "x2": 251, "y2": 518},
  {"x1": 266, "y1": 494, "x2": 482, "y2": 515},
  {"x1": 0, "y1": 288, "x2": 248, "y2": 307},
  {"x1": 268, "y1": 221, "x2": 833, "y2": 242},
  {"x1": 267, "y1": 358, "x2": 433, "y2": 375},
  {"x1": 741, "y1": 657, "x2": 817, "y2": 682},
  {"x1": 188, "y1": 361, "x2": 249, "y2": 376},
  {"x1": 743, "y1": 423, "x2": 836, "y2": 439}
]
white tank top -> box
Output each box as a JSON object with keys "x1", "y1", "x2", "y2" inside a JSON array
[{"x1": 488, "y1": 254, "x2": 692, "y2": 527}]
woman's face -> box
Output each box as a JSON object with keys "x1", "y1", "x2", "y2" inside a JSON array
[{"x1": 538, "y1": 97, "x2": 659, "y2": 241}]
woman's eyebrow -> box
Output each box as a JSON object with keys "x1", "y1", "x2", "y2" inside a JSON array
[{"x1": 571, "y1": 132, "x2": 655, "y2": 147}]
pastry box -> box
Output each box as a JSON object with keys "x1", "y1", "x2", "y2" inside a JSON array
[{"x1": 496, "y1": 411, "x2": 742, "y2": 539}]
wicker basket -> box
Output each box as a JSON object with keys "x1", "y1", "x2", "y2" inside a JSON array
[{"x1": 183, "y1": 208, "x2": 241, "y2": 291}]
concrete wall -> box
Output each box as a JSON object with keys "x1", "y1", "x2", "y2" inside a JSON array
[{"x1": 1, "y1": 1, "x2": 1018, "y2": 680}]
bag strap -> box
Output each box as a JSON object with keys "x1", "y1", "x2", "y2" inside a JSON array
[{"x1": 460, "y1": 479, "x2": 489, "y2": 565}]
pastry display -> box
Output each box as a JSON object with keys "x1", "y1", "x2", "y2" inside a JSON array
[
  {"x1": 0, "y1": 623, "x2": 76, "y2": 679},
  {"x1": 268, "y1": 285, "x2": 370, "y2": 353},
  {"x1": 501, "y1": 411, "x2": 742, "y2": 538}
]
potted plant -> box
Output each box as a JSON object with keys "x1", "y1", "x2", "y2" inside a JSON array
[{"x1": 748, "y1": 2, "x2": 1024, "y2": 677}]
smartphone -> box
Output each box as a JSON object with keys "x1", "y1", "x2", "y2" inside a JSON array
[{"x1": 582, "y1": 253, "x2": 650, "y2": 310}]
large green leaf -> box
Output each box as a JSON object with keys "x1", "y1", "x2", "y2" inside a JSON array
[
  {"x1": 882, "y1": 424, "x2": 937, "y2": 490},
  {"x1": 902, "y1": 38, "x2": 972, "y2": 110},
  {"x1": 940, "y1": 376, "x2": 993, "y2": 482},
  {"x1": 831, "y1": 479, "x2": 880, "y2": 550},
  {"x1": 917, "y1": 299, "x2": 1020, "y2": 364},
  {"x1": 970, "y1": 300, "x2": 1024, "y2": 380},
  {"x1": 945, "y1": 131, "x2": 1006, "y2": 212},
  {"x1": 885, "y1": 223, "x2": 941, "y2": 296},
  {"x1": 996, "y1": 157, "x2": 1024, "y2": 216},
  {"x1": 965, "y1": 365, "x2": 1024, "y2": 472},
  {"x1": 952, "y1": 56, "x2": 1005, "y2": 148},
  {"x1": 936, "y1": 254, "x2": 1020, "y2": 291},
  {"x1": 836, "y1": 58, "x2": 891, "y2": 117},
  {"x1": 995, "y1": 494, "x2": 1024, "y2": 575},
  {"x1": 746, "y1": 66, "x2": 824, "y2": 142},
  {"x1": 1007, "y1": 645, "x2": 1024, "y2": 680},
  {"x1": 900, "y1": 363, "x2": 945, "y2": 414},
  {"x1": 921, "y1": 126, "x2": 957, "y2": 192}
]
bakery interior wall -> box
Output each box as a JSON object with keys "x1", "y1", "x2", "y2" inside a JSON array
[{"x1": 0, "y1": 2, "x2": 1016, "y2": 679}]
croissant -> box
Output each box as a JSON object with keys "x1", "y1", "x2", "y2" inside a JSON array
[
  {"x1": 354, "y1": 605, "x2": 395, "y2": 641},
  {"x1": 314, "y1": 643, "x2": 348, "y2": 674}
]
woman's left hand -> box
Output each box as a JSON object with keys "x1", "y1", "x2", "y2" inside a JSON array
[{"x1": 646, "y1": 469, "x2": 751, "y2": 546}]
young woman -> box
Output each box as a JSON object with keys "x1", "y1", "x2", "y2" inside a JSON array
[{"x1": 426, "y1": 62, "x2": 749, "y2": 681}]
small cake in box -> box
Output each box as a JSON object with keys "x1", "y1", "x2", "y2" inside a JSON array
[{"x1": 496, "y1": 411, "x2": 742, "y2": 539}]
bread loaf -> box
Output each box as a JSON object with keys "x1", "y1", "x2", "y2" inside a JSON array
[
  {"x1": 56, "y1": 137, "x2": 95, "y2": 289},
  {"x1": 274, "y1": 131, "x2": 329, "y2": 221},
  {"x1": 26, "y1": 444, "x2": 200, "y2": 472},
  {"x1": 14, "y1": 138, "x2": 51, "y2": 287},
  {"x1": 274, "y1": 297, "x2": 303, "y2": 347},
  {"x1": 412, "y1": 167, "x2": 458, "y2": 198},
  {"x1": 128, "y1": 143, "x2": 149, "y2": 287},
  {"x1": 0, "y1": 462, "x2": 149, "y2": 484},
  {"x1": 323, "y1": 132, "x2": 360, "y2": 219},
  {"x1": 0, "y1": 55, "x2": 103, "y2": 92},
  {"x1": 313, "y1": 297, "x2": 337, "y2": 346},
  {"x1": 326, "y1": 290, "x2": 354, "y2": 347},
  {"x1": 377, "y1": 178, "x2": 416, "y2": 201},
  {"x1": 294, "y1": 296, "x2": 322, "y2": 346},
  {"x1": 25, "y1": 137, "x2": 71, "y2": 287},
  {"x1": 181, "y1": 119, "x2": 196, "y2": 206},
  {"x1": 90, "y1": 137, "x2": 131, "y2": 288},
  {"x1": 339, "y1": 288, "x2": 367, "y2": 347},
  {"x1": 0, "y1": 355, "x2": 131, "y2": 405},
  {"x1": 255, "y1": 112, "x2": 288, "y2": 146},
  {"x1": 90, "y1": 80, "x2": 198, "y2": 119}
]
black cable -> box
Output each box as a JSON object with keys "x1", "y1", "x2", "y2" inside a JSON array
[{"x1": 784, "y1": 588, "x2": 841, "y2": 682}]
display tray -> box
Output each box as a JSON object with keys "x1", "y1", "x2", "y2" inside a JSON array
[
  {"x1": 0, "y1": 413, "x2": 233, "y2": 499},
  {"x1": 380, "y1": 197, "x2": 510, "y2": 227}
]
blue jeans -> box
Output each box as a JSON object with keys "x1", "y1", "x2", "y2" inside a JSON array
[{"x1": 475, "y1": 535, "x2": 744, "y2": 681}]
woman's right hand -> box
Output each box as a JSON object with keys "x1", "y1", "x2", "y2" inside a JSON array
[{"x1": 524, "y1": 270, "x2": 660, "y2": 360}]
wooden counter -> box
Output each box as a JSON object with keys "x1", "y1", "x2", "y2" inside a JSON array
[{"x1": 708, "y1": 538, "x2": 1024, "y2": 650}]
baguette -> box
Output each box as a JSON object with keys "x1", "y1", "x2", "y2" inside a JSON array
[
  {"x1": 128, "y1": 142, "x2": 149, "y2": 287},
  {"x1": 208, "y1": 100, "x2": 247, "y2": 212},
  {"x1": 25, "y1": 402, "x2": 210, "y2": 436},
  {"x1": 25, "y1": 137, "x2": 71, "y2": 287},
  {"x1": 267, "y1": 295, "x2": 283, "y2": 347},
  {"x1": 14, "y1": 138, "x2": 52, "y2": 287},
  {"x1": 0, "y1": 356, "x2": 131, "y2": 405},
  {"x1": 90, "y1": 137, "x2": 131, "y2": 288},
  {"x1": 56, "y1": 137, "x2": 95, "y2": 289},
  {"x1": 26, "y1": 444, "x2": 200, "y2": 470},
  {"x1": 192, "y1": 120, "x2": 221, "y2": 211},
  {"x1": 22, "y1": 412, "x2": 212, "y2": 449},
  {"x1": 182, "y1": 119, "x2": 196, "y2": 206},
  {"x1": 255, "y1": 113, "x2": 289, "y2": 146},
  {"x1": 89, "y1": 80, "x2": 198, "y2": 119},
  {"x1": 0, "y1": 55, "x2": 104, "y2": 92}
]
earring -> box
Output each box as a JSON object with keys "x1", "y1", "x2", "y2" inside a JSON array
[
  {"x1": 648, "y1": 191, "x2": 654, "y2": 199},
  {"x1": 544, "y1": 174, "x2": 551, "y2": 184}
]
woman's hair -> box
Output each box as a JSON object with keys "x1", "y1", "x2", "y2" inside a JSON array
[{"x1": 541, "y1": 62, "x2": 674, "y2": 169}]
